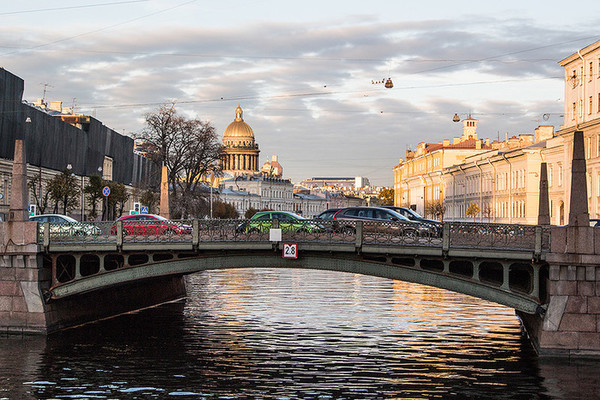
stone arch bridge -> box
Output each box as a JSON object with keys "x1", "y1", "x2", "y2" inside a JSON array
[{"x1": 30, "y1": 218, "x2": 550, "y2": 333}]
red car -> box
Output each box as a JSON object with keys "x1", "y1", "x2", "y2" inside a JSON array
[{"x1": 114, "y1": 214, "x2": 191, "y2": 235}]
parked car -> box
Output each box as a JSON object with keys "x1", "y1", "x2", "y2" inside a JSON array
[
  {"x1": 114, "y1": 214, "x2": 191, "y2": 235},
  {"x1": 590, "y1": 219, "x2": 600, "y2": 227},
  {"x1": 30, "y1": 214, "x2": 101, "y2": 236},
  {"x1": 383, "y1": 206, "x2": 442, "y2": 236},
  {"x1": 332, "y1": 206, "x2": 430, "y2": 237},
  {"x1": 315, "y1": 208, "x2": 342, "y2": 220},
  {"x1": 239, "y1": 211, "x2": 322, "y2": 233}
]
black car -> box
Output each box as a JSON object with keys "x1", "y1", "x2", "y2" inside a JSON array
[
  {"x1": 315, "y1": 208, "x2": 342, "y2": 220},
  {"x1": 383, "y1": 206, "x2": 442, "y2": 236},
  {"x1": 383, "y1": 206, "x2": 440, "y2": 224},
  {"x1": 332, "y1": 206, "x2": 430, "y2": 237}
]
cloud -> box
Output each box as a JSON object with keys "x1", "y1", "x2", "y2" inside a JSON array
[{"x1": 0, "y1": 15, "x2": 596, "y2": 185}]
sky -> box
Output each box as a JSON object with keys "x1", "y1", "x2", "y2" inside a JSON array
[{"x1": 1, "y1": 0, "x2": 599, "y2": 186}]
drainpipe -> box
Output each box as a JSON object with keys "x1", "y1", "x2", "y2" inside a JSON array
[
  {"x1": 577, "y1": 50, "x2": 586, "y2": 126},
  {"x1": 487, "y1": 158, "x2": 497, "y2": 222},
  {"x1": 459, "y1": 165, "x2": 466, "y2": 221},
  {"x1": 451, "y1": 172, "x2": 456, "y2": 221},
  {"x1": 475, "y1": 160, "x2": 483, "y2": 222},
  {"x1": 501, "y1": 153, "x2": 512, "y2": 223}
]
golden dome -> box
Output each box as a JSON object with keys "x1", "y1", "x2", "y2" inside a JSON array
[{"x1": 223, "y1": 105, "x2": 254, "y2": 139}]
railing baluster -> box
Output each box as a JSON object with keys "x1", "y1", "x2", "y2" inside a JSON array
[
  {"x1": 355, "y1": 221, "x2": 363, "y2": 249},
  {"x1": 116, "y1": 220, "x2": 123, "y2": 247},
  {"x1": 192, "y1": 219, "x2": 199, "y2": 247}
]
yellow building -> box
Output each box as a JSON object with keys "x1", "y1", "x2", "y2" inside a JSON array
[
  {"x1": 443, "y1": 127, "x2": 552, "y2": 223},
  {"x1": 394, "y1": 40, "x2": 600, "y2": 224},
  {"x1": 393, "y1": 117, "x2": 493, "y2": 216}
]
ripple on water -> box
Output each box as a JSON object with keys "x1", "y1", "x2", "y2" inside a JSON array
[{"x1": 0, "y1": 268, "x2": 597, "y2": 398}]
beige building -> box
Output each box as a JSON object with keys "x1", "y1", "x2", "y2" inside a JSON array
[
  {"x1": 393, "y1": 117, "x2": 493, "y2": 216},
  {"x1": 393, "y1": 40, "x2": 600, "y2": 224},
  {"x1": 444, "y1": 127, "x2": 552, "y2": 223}
]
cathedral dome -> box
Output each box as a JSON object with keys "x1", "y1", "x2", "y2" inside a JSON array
[{"x1": 223, "y1": 105, "x2": 254, "y2": 140}]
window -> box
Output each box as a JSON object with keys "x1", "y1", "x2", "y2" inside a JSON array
[
  {"x1": 572, "y1": 102, "x2": 576, "y2": 120},
  {"x1": 558, "y1": 165, "x2": 563, "y2": 187},
  {"x1": 590, "y1": 96, "x2": 593, "y2": 115},
  {"x1": 102, "y1": 156, "x2": 113, "y2": 181},
  {"x1": 590, "y1": 62, "x2": 594, "y2": 82}
]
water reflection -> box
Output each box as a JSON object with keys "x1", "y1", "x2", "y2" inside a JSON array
[{"x1": 0, "y1": 268, "x2": 598, "y2": 398}]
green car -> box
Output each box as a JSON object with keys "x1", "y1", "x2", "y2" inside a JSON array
[{"x1": 241, "y1": 211, "x2": 322, "y2": 233}]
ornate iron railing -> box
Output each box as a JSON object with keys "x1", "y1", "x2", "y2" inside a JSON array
[{"x1": 36, "y1": 218, "x2": 550, "y2": 253}]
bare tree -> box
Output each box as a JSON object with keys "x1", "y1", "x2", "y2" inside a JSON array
[
  {"x1": 425, "y1": 200, "x2": 446, "y2": 221},
  {"x1": 137, "y1": 104, "x2": 222, "y2": 217},
  {"x1": 482, "y1": 203, "x2": 494, "y2": 222}
]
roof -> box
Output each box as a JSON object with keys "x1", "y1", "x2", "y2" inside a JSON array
[{"x1": 223, "y1": 105, "x2": 255, "y2": 139}]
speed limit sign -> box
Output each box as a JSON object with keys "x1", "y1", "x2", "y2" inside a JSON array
[{"x1": 282, "y1": 243, "x2": 298, "y2": 259}]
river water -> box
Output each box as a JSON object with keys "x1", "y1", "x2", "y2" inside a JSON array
[{"x1": 1, "y1": 268, "x2": 599, "y2": 399}]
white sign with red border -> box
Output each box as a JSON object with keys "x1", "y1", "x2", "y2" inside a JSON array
[{"x1": 282, "y1": 243, "x2": 298, "y2": 259}]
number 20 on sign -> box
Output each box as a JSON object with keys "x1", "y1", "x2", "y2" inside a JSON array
[{"x1": 283, "y1": 243, "x2": 298, "y2": 259}]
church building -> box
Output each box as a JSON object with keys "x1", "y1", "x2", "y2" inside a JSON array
[{"x1": 219, "y1": 105, "x2": 260, "y2": 176}]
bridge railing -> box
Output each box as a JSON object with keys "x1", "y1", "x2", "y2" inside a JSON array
[
  {"x1": 448, "y1": 222, "x2": 550, "y2": 251},
  {"x1": 35, "y1": 219, "x2": 550, "y2": 253}
]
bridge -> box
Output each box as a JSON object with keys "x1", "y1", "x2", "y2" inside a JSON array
[
  {"x1": 39, "y1": 219, "x2": 550, "y2": 315},
  {"x1": 2, "y1": 131, "x2": 600, "y2": 359},
  {"x1": 7, "y1": 217, "x2": 550, "y2": 337}
]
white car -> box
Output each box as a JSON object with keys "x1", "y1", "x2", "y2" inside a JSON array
[{"x1": 30, "y1": 214, "x2": 101, "y2": 236}]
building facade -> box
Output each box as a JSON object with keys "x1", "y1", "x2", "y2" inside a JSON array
[
  {"x1": 393, "y1": 40, "x2": 600, "y2": 224},
  {"x1": 0, "y1": 68, "x2": 154, "y2": 221},
  {"x1": 393, "y1": 117, "x2": 494, "y2": 216}
]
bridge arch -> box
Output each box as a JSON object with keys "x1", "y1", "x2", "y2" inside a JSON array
[{"x1": 47, "y1": 249, "x2": 548, "y2": 315}]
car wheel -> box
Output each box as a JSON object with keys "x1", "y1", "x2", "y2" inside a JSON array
[
  {"x1": 249, "y1": 227, "x2": 259, "y2": 233},
  {"x1": 164, "y1": 229, "x2": 176, "y2": 235},
  {"x1": 404, "y1": 228, "x2": 418, "y2": 238},
  {"x1": 342, "y1": 226, "x2": 356, "y2": 234}
]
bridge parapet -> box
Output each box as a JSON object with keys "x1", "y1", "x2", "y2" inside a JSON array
[
  {"x1": 0, "y1": 220, "x2": 48, "y2": 334},
  {"x1": 519, "y1": 225, "x2": 600, "y2": 358},
  {"x1": 36, "y1": 218, "x2": 550, "y2": 256}
]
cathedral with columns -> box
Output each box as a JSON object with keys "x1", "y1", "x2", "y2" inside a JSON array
[
  {"x1": 219, "y1": 105, "x2": 261, "y2": 176},
  {"x1": 216, "y1": 104, "x2": 331, "y2": 217}
]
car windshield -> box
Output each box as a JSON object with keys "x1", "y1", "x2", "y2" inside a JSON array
[
  {"x1": 385, "y1": 209, "x2": 410, "y2": 221},
  {"x1": 404, "y1": 208, "x2": 423, "y2": 219}
]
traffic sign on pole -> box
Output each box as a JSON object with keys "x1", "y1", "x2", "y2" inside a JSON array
[{"x1": 102, "y1": 186, "x2": 110, "y2": 197}]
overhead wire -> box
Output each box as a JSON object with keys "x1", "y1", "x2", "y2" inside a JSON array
[{"x1": 0, "y1": 1, "x2": 149, "y2": 16}]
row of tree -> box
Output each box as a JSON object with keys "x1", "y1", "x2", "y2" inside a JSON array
[
  {"x1": 27, "y1": 103, "x2": 225, "y2": 221},
  {"x1": 28, "y1": 170, "x2": 129, "y2": 220}
]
